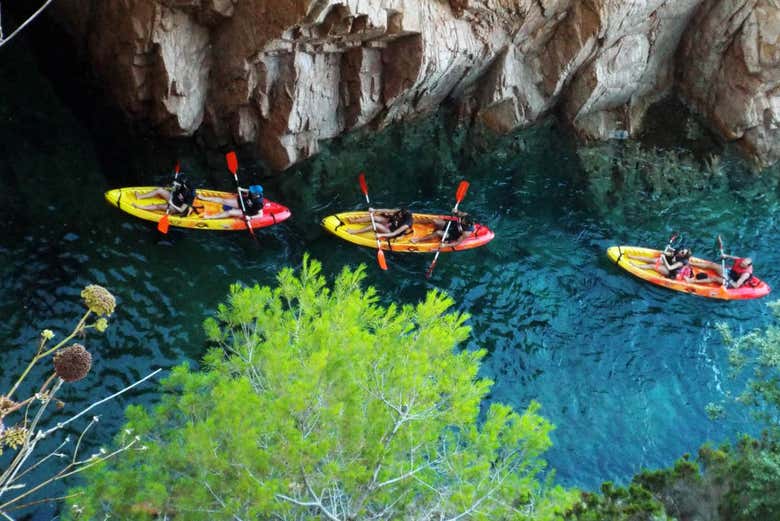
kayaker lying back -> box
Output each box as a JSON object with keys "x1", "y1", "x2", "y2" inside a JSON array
[
  {"x1": 346, "y1": 208, "x2": 413, "y2": 239},
  {"x1": 627, "y1": 247, "x2": 695, "y2": 282}
]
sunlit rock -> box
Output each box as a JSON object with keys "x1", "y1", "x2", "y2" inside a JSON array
[{"x1": 50, "y1": 0, "x2": 779, "y2": 170}]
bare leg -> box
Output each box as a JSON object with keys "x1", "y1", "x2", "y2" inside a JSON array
[
  {"x1": 347, "y1": 215, "x2": 390, "y2": 225},
  {"x1": 348, "y1": 222, "x2": 392, "y2": 235},
  {"x1": 133, "y1": 202, "x2": 168, "y2": 211},
  {"x1": 628, "y1": 259, "x2": 670, "y2": 276},
  {"x1": 625, "y1": 254, "x2": 660, "y2": 263},
  {"x1": 690, "y1": 258, "x2": 725, "y2": 276},
  {"x1": 203, "y1": 208, "x2": 244, "y2": 220},
  {"x1": 199, "y1": 195, "x2": 238, "y2": 206},
  {"x1": 135, "y1": 188, "x2": 171, "y2": 201},
  {"x1": 411, "y1": 230, "x2": 443, "y2": 243}
]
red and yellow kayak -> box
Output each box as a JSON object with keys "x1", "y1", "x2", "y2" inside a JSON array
[
  {"x1": 607, "y1": 245, "x2": 771, "y2": 300},
  {"x1": 321, "y1": 211, "x2": 494, "y2": 253},
  {"x1": 105, "y1": 187, "x2": 291, "y2": 231}
]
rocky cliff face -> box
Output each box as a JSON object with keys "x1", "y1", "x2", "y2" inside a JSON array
[{"x1": 52, "y1": 0, "x2": 779, "y2": 171}]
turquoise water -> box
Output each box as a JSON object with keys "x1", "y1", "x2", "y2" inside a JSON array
[{"x1": 3, "y1": 30, "x2": 780, "y2": 504}]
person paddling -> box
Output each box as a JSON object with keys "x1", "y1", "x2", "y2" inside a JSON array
[
  {"x1": 133, "y1": 176, "x2": 196, "y2": 216},
  {"x1": 411, "y1": 210, "x2": 475, "y2": 247},
  {"x1": 692, "y1": 255, "x2": 758, "y2": 289},
  {"x1": 200, "y1": 185, "x2": 265, "y2": 220}
]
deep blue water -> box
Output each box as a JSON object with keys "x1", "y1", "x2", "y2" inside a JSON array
[{"x1": 3, "y1": 28, "x2": 780, "y2": 512}]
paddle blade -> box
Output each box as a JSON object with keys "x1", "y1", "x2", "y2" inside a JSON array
[
  {"x1": 377, "y1": 248, "x2": 388, "y2": 271},
  {"x1": 226, "y1": 151, "x2": 238, "y2": 175},
  {"x1": 717, "y1": 235, "x2": 723, "y2": 252},
  {"x1": 174, "y1": 161, "x2": 180, "y2": 174},
  {"x1": 157, "y1": 214, "x2": 170, "y2": 234},
  {"x1": 425, "y1": 258, "x2": 437, "y2": 279},
  {"x1": 358, "y1": 173, "x2": 368, "y2": 196},
  {"x1": 456, "y1": 180, "x2": 469, "y2": 203}
]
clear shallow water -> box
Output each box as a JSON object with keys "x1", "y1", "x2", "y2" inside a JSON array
[{"x1": 3, "y1": 32, "x2": 780, "y2": 503}]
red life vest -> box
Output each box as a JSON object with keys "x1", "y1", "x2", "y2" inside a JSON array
[
  {"x1": 730, "y1": 258, "x2": 759, "y2": 287},
  {"x1": 731, "y1": 258, "x2": 753, "y2": 277},
  {"x1": 675, "y1": 264, "x2": 693, "y2": 281}
]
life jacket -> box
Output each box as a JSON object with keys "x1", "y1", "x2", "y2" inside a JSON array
[
  {"x1": 667, "y1": 256, "x2": 690, "y2": 280},
  {"x1": 674, "y1": 264, "x2": 693, "y2": 281},
  {"x1": 240, "y1": 192, "x2": 263, "y2": 216},
  {"x1": 444, "y1": 223, "x2": 463, "y2": 242},
  {"x1": 729, "y1": 258, "x2": 759, "y2": 287},
  {"x1": 170, "y1": 181, "x2": 195, "y2": 215},
  {"x1": 444, "y1": 220, "x2": 475, "y2": 242},
  {"x1": 389, "y1": 210, "x2": 413, "y2": 232}
]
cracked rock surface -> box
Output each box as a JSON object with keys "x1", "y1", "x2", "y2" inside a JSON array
[{"x1": 52, "y1": 0, "x2": 779, "y2": 170}]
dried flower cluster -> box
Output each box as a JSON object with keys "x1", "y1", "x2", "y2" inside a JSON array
[
  {"x1": 81, "y1": 284, "x2": 116, "y2": 317},
  {"x1": 0, "y1": 424, "x2": 28, "y2": 456},
  {"x1": 53, "y1": 344, "x2": 92, "y2": 382}
]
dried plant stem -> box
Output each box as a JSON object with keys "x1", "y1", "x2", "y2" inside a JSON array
[
  {"x1": 0, "y1": 369, "x2": 161, "y2": 517},
  {"x1": 6, "y1": 311, "x2": 91, "y2": 400}
]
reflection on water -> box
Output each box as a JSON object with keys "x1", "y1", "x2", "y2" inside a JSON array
[{"x1": 2, "y1": 34, "x2": 780, "y2": 507}]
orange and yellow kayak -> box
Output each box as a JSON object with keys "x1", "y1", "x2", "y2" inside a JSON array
[
  {"x1": 607, "y1": 245, "x2": 770, "y2": 300},
  {"x1": 321, "y1": 211, "x2": 494, "y2": 253},
  {"x1": 105, "y1": 187, "x2": 291, "y2": 231}
]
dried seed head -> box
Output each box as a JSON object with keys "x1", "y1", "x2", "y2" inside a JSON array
[
  {"x1": 53, "y1": 344, "x2": 92, "y2": 382},
  {"x1": 0, "y1": 425, "x2": 29, "y2": 454},
  {"x1": 81, "y1": 285, "x2": 116, "y2": 317}
]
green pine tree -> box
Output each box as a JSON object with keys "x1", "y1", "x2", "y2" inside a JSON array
[{"x1": 66, "y1": 256, "x2": 576, "y2": 520}]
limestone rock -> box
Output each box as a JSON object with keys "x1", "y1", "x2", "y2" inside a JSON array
[
  {"x1": 678, "y1": 0, "x2": 780, "y2": 168},
  {"x1": 48, "y1": 0, "x2": 780, "y2": 170}
]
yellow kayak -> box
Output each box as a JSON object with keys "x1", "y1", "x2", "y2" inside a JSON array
[
  {"x1": 105, "y1": 187, "x2": 291, "y2": 231},
  {"x1": 321, "y1": 211, "x2": 494, "y2": 253},
  {"x1": 607, "y1": 245, "x2": 770, "y2": 300}
]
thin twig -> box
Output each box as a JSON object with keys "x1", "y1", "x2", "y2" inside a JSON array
[
  {"x1": 0, "y1": 0, "x2": 56, "y2": 49},
  {"x1": 41, "y1": 368, "x2": 162, "y2": 438}
]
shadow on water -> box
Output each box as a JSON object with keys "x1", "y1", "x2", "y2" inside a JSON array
[{"x1": 3, "y1": 17, "x2": 780, "y2": 517}]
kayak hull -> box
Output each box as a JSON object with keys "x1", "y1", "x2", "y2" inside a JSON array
[
  {"x1": 105, "y1": 188, "x2": 291, "y2": 231},
  {"x1": 321, "y1": 211, "x2": 494, "y2": 253},
  {"x1": 607, "y1": 245, "x2": 771, "y2": 300}
]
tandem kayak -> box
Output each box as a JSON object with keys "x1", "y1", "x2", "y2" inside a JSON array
[
  {"x1": 607, "y1": 245, "x2": 771, "y2": 300},
  {"x1": 321, "y1": 211, "x2": 494, "y2": 253},
  {"x1": 105, "y1": 187, "x2": 291, "y2": 231}
]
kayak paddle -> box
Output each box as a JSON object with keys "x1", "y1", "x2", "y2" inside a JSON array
[
  {"x1": 225, "y1": 151, "x2": 257, "y2": 241},
  {"x1": 157, "y1": 161, "x2": 181, "y2": 234},
  {"x1": 717, "y1": 235, "x2": 727, "y2": 288},
  {"x1": 425, "y1": 180, "x2": 469, "y2": 279},
  {"x1": 358, "y1": 173, "x2": 388, "y2": 271}
]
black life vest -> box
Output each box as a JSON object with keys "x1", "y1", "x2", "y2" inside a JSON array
[
  {"x1": 240, "y1": 193, "x2": 263, "y2": 216},
  {"x1": 171, "y1": 184, "x2": 195, "y2": 215},
  {"x1": 389, "y1": 211, "x2": 412, "y2": 232}
]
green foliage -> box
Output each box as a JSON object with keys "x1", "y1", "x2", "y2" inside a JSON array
[
  {"x1": 717, "y1": 300, "x2": 780, "y2": 433},
  {"x1": 66, "y1": 256, "x2": 576, "y2": 520},
  {"x1": 700, "y1": 436, "x2": 780, "y2": 521},
  {"x1": 564, "y1": 480, "x2": 669, "y2": 521}
]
